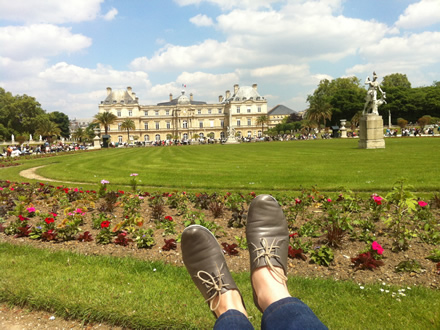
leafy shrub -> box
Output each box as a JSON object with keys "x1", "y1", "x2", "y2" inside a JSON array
[
  {"x1": 395, "y1": 260, "x2": 422, "y2": 273},
  {"x1": 426, "y1": 249, "x2": 440, "y2": 262},
  {"x1": 351, "y1": 252, "x2": 384, "y2": 270},
  {"x1": 135, "y1": 229, "x2": 155, "y2": 249},
  {"x1": 309, "y1": 246, "x2": 334, "y2": 266}
]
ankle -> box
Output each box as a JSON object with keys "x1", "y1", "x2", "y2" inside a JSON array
[
  {"x1": 252, "y1": 267, "x2": 291, "y2": 312},
  {"x1": 213, "y1": 290, "x2": 247, "y2": 318}
]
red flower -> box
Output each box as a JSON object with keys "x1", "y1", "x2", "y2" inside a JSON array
[
  {"x1": 289, "y1": 233, "x2": 298, "y2": 238},
  {"x1": 39, "y1": 183, "x2": 45, "y2": 186},
  {"x1": 418, "y1": 200, "x2": 428, "y2": 207},
  {"x1": 101, "y1": 221, "x2": 110, "y2": 228},
  {"x1": 45, "y1": 217, "x2": 55, "y2": 224},
  {"x1": 50, "y1": 212, "x2": 58, "y2": 217},
  {"x1": 295, "y1": 198, "x2": 302, "y2": 204},
  {"x1": 165, "y1": 216, "x2": 173, "y2": 221},
  {"x1": 18, "y1": 215, "x2": 29, "y2": 221},
  {"x1": 118, "y1": 190, "x2": 125, "y2": 194}
]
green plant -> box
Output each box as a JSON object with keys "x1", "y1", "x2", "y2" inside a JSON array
[
  {"x1": 309, "y1": 245, "x2": 334, "y2": 266},
  {"x1": 426, "y1": 249, "x2": 440, "y2": 262},
  {"x1": 234, "y1": 235, "x2": 247, "y2": 250},
  {"x1": 298, "y1": 220, "x2": 320, "y2": 238},
  {"x1": 395, "y1": 260, "x2": 422, "y2": 273},
  {"x1": 134, "y1": 228, "x2": 155, "y2": 249}
]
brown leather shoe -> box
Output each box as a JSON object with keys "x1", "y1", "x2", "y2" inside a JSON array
[
  {"x1": 246, "y1": 194, "x2": 289, "y2": 312},
  {"x1": 182, "y1": 225, "x2": 242, "y2": 316}
]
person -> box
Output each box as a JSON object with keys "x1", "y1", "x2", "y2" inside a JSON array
[{"x1": 182, "y1": 194, "x2": 327, "y2": 329}]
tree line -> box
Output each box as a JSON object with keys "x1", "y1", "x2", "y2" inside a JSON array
[
  {"x1": 270, "y1": 73, "x2": 440, "y2": 135},
  {"x1": 0, "y1": 87, "x2": 70, "y2": 143}
]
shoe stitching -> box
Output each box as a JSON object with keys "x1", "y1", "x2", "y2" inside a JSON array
[
  {"x1": 195, "y1": 264, "x2": 230, "y2": 311},
  {"x1": 251, "y1": 237, "x2": 287, "y2": 281}
]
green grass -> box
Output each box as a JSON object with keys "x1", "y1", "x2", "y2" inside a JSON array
[
  {"x1": 0, "y1": 243, "x2": 439, "y2": 329},
  {"x1": 1, "y1": 138, "x2": 439, "y2": 192}
]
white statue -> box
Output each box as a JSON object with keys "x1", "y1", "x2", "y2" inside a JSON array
[
  {"x1": 11, "y1": 134, "x2": 14, "y2": 142},
  {"x1": 363, "y1": 72, "x2": 385, "y2": 115},
  {"x1": 29, "y1": 134, "x2": 33, "y2": 141}
]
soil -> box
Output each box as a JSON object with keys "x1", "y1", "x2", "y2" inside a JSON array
[{"x1": 0, "y1": 180, "x2": 439, "y2": 328}]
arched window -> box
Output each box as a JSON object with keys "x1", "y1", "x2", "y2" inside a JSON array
[
  {"x1": 155, "y1": 134, "x2": 161, "y2": 141},
  {"x1": 144, "y1": 135, "x2": 149, "y2": 142},
  {"x1": 237, "y1": 131, "x2": 242, "y2": 138},
  {"x1": 258, "y1": 130, "x2": 262, "y2": 137},
  {"x1": 183, "y1": 133, "x2": 188, "y2": 140},
  {"x1": 199, "y1": 133, "x2": 204, "y2": 138},
  {"x1": 118, "y1": 136, "x2": 123, "y2": 143},
  {"x1": 247, "y1": 131, "x2": 252, "y2": 137},
  {"x1": 220, "y1": 132, "x2": 225, "y2": 139},
  {"x1": 182, "y1": 120, "x2": 188, "y2": 129}
]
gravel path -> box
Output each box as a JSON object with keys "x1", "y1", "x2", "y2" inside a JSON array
[{"x1": 19, "y1": 166, "x2": 89, "y2": 185}]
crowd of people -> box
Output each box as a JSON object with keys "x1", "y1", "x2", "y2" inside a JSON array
[{"x1": 1, "y1": 142, "x2": 88, "y2": 157}]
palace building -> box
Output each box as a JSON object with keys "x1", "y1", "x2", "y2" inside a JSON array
[{"x1": 98, "y1": 84, "x2": 268, "y2": 143}]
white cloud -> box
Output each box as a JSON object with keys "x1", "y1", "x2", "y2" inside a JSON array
[
  {"x1": 189, "y1": 14, "x2": 214, "y2": 27},
  {"x1": 103, "y1": 8, "x2": 118, "y2": 21},
  {"x1": 174, "y1": 0, "x2": 277, "y2": 10},
  {"x1": 395, "y1": 0, "x2": 440, "y2": 29},
  {"x1": 0, "y1": 24, "x2": 92, "y2": 60},
  {"x1": 0, "y1": 0, "x2": 105, "y2": 24}
]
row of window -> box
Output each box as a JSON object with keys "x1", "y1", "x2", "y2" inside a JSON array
[
  {"x1": 116, "y1": 109, "x2": 224, "y2": 117},
  {"x1": 117, "y1": 130, "x2": 262, "y2": 143},
  {"x1": 236, "y1": 106, "x2": 262, "y2": 114},
  {"x1": 114, "y1": 118, "x2": 256, "y2": 130}
]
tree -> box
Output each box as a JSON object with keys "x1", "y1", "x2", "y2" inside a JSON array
[
  {"x1": 305, "y1": 95, "x2": 332, "y2": 131},
  {"x1": 72, "y1": 127, "x2": 87, "y2": 143},
  {"x1": 351, "y1": 111, "x2": 363, "y2": 130},
  {"x1": 49, "y1": 111, "x2": 70, "y2": 138},
  {"x1": 93, "y1": 111, "x2": 117, "y2": 135},
  {"x1": 256, "y1": 115, "x2": 270, "y2": 135},
  {"x1": 35, "y1": 119, "x2": 61, "y2": 141},
  {"x1": 397, "y1": 118, "x2": 408, "y2": 129},
  {"x1": 381, "y1": 73, "x2": 411, "y2": 89},
  {"x1": 120, "y1": 119, "x2": 135, "y2": 142},
  {"x1": 417, "y1": 116, "x2": 430, "y2": 129}
]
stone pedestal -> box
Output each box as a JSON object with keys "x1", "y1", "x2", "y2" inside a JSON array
[
  {"x1": 93, "y1": 136, "x2": 101, "y2": 149},
  {"x1": 224, "y1": 136, "x2": 240, "y2": 144},
  {"x1": 358, "y1": 114, "x2": 385, "y2": 149},
  {"x1": 340, "y1": 119, "x2": 347, "y2": 138}
]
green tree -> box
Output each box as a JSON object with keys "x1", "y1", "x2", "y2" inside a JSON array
[
  {"x1": 93, "y1": 111, "x2": 117, "y2": 135},
  {"x1": 381, "y1": 73, "x2": 411, "y2": 89},
  {"x1": 72, "y1": 127, "x2": 88, "y2": 143},
  {"x1": 120, "y1": 119, "x2": 135, "y2": 142},
  {"x1": 256, "y1": 115, "x2": 270, "y2": 135},
  {"x1": 49, "y1": 111, "x2": 70, "y2": 138},
  {"x1": 305, "y1": 95, "x2": 332, "y2": 131},
  {"x1": 35, "y1": 119, "x2": 61, "y2": 141}
]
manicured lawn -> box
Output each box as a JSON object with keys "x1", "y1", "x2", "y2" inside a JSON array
[
  {"x1": 1, "y1": 243, "x2": 439, "y2": 329},
  {"x1": 2, "y1": 137, "x2": 439, "y2": 192}
]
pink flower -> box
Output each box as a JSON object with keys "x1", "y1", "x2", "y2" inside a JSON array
[
  {"x1": 372, "y1": 241, "x2": 384, "y2": 255},
  {"x1": 130, "y1": 173, "x2": 138, "y2": 177},
  {"x1": 27, "y1": 207, "x2": 36, "y2": 213},
  {"x1": 75, "y1": 208, "x2": 85, "y2": 215},
  {"x1": 327, "y1": 198, "x2": 332, "y2": 203},
  {"x1": 373, "y1": 195, "x2": 383, "y2": 205},
  {"x1": 418, "y1": 200, "x2": 428, "y2": 207},
  {"x1": 295, "y1": 198, "x2": 302, "y2": 204}
]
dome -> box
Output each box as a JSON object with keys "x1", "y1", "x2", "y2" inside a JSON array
[{"x1": 177, "y1": 90, "x2": 190, "y2": 105}]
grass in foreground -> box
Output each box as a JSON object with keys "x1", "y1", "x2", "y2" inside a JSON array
[{"x1": 0, "y1": 243, "x2": 439, "y2": 329}]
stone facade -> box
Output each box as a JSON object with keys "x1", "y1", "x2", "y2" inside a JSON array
[{"x1": 98, "y1": 84, "x2": 268, "y2": 143}]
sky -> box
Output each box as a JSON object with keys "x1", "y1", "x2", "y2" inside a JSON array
[{"x1": 1, "y1": 0, "x2": 440, "y2": 119}]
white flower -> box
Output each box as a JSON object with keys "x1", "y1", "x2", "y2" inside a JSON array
[{"x1": 380, "y1": 288, "x2": 384, "y2": 292}]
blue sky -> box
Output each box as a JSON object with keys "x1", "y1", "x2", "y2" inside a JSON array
[{"x1": 1, "y1": 0, "x2": 439, "y2": 119}]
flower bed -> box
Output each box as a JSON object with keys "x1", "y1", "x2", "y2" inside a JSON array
[{"x1": 0, "y1": 180, "x2": 439, "y2": 289}]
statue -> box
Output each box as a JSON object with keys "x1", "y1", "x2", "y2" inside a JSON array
[
  {"x1": 29, "y1": 134, "x2": 33, "y2": 141},
  {"x1": 11, "y1": 134, "x2": 14, "y2": 142},
  {"x1": 363, "y1": 72, "x2": 385, "y2": 115}
]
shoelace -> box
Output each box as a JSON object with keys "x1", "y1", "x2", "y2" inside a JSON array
[
  {"x1": 251, "y1": 237, "x2": 287, "y2": 282},
  {"x1": 196, "y1": 265, "x2": 229, "y2": 311}
]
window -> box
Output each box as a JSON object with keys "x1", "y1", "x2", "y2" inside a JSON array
[
  {"x1": 247, "y1": 108, "x2": 251, "y2": 113},
  {"x1": 258, "y1": 107, "x2": 261, "y2": 113},
  {"x1": 155, "y1": 134, "x2": 161, "y2": 141},
  {"x1": 183, "y1": 120, "x2": 188, "y2": 129},
  {"x1": 128, "y1": 110, "x2": 132, "y2": 116},
  {"x1": 117, "y1": 111, "x2": 121, "y2": 117},
  {"x1": 236, "y1": 106, "x2": 240, "y2": 113},
  {"x1": 210, "y1": 120, "x2": 214, "y2": 127},
  {"x1": 218, "y1": 109, "x2": 222, "y2": 114},
  {"x1": 183, "y1": 133, "x2": 188, "y2": 140},
  {"x1": 247, "y1": 118, "x2": 251, "y2": 126},
  {"x1": 118, "y1": 136, "x2": 123, "y2": 143},
  {"x1": 155, "y1": 110, "x2": 159, "y2": 116},
  {"x1": 220, "y1": 131, "x2": 225, "y2": 139},
  {"x1": 199, "y1": 133, "x2": 204, "y2": 138},
  {"x1": 144, "y1": 111, "x2": 148, "y2": 116},
  {"x1": 198, "y1": 110, "x2": 202, "y2": 115},
  {"x1": 220, "y1": 120, "x2": 224, "y2": 127},
  {"x1": 144, "y1": 122, "x2": 148, "y2": 130},
  {"x1": 248, "y1": 131, "x2": 252, "y2": 137},
  {"x1": 155, "y1": 122, "x2": 160, "y2": 129},
  {"x1": 166, "y1": 110, "x2": 170, "y2": 115},
  {"x1": 144, "y1": 135, "x2": 149, "y2": 141},
  {"x1": 199, "y1": 121, "x2": 203, "y2": 128},
  {"x1": 208, "y1": 109, "x2": 212, "y2": 114},
  {"x1": 118, "y1": 123, "x2": 122, "y2": 131},
  {"x1": 258, "y1": 130, "x2": 262, "y2": 137},
  {"x1": 166, "y1": 122, "x2": 171, "y2": 129},
  {"x1": 237, "y1": 119, "x2": 241, "y2": 127}
]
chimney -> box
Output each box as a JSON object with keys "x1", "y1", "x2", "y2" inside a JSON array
[
  {"x1": 219, "y1": 95, "x2": 223, "y2": 102},
  {"x1": 252, "y1": 84, "x2": 257, "y2": 90},
  {"x1": 190, "y1": 93, "x2": 193, "y2": 101},
  {"x1": 106, "y1": 87, "x2": 112, "y2": 96},
  {"x1": 127, "y1": 86, "x2": 132, "y2": 96},
  {"x1": 226, "y1": 90, "x2": 230, "y2": 99},
  {"x1": 169, "y1": 93, "x2": 173, "y2": 101},
  {"x1": 234, "y1": 84, "x2": 239, "y2": 95},
  {"x1": 132, "y1": 92, "x2": 136, "y2": 97}
]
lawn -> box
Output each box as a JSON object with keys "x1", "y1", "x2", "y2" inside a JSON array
[{"x1": 1, "y1": 137, "x2": 439, "y2": 192}]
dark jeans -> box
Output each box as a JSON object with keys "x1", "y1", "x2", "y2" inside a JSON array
[{"x1": 214, "y1": 297, "x2": 327, "y2": 330}]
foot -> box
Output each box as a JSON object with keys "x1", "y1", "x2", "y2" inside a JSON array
[
  {"x1": 181, "y1": 225, "x2": 247, "y2": 318},
  {"x1": 246, "y1": 194, "x2": 289, "y2": 312}
]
